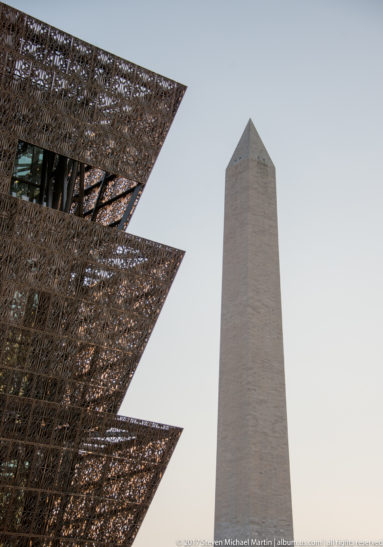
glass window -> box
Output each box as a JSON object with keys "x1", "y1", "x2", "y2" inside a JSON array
[{"x1": 9, "y1": 140, "x2": 142, "y2": 230}]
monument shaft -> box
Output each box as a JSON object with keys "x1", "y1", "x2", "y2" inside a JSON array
[{"x1": 215, "y1": 121, "x2": 293, "y2": 541}]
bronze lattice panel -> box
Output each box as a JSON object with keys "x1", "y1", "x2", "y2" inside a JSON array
[
  {"x1": 0, "y1": 195, "x2": 184, "y2": 544},
  {"x1": 0, "y1": 193, "x2": 184, "y2": 413},
  {"x1": 0, "y1": 395, "x2": 181, "y2": 545},
  {"x1": 0, "y1": 3, "x2": 185, "y2": 544},
  {"x1": 0, "y1": 2, "x2": 185, "y2": 227}
]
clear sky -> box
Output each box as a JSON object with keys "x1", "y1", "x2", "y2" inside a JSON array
[{"x1": 6, "y1": 1, "x2": 383, "y2": 545}]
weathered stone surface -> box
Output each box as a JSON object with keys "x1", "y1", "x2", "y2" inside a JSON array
[{"x1": 215, "y1": 120, "x2": 294, "y2": 541}]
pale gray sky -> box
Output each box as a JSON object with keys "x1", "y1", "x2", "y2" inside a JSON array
[{"x1": 6, "y1": 1, "x2": 383, "y2": 545}]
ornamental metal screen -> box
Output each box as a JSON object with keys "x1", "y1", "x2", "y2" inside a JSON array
[
  {"x1": 0, "y1": 2, "x2": 185, "y2": 227},
  {"x1": 0, "y1": 3, "x2": 185, "y2": 545}
]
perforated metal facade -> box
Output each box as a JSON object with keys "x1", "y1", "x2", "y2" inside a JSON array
[
  {"x1": 0, "y1": 3, "x2": 185, "y2": 545},
  {"x1": 0, "y1": 2, "x2": 185, "y2": 229}
]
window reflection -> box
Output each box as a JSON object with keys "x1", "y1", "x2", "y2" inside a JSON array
[{"x1": 10, "y1": 140, "x2": 143, "y2": 230}]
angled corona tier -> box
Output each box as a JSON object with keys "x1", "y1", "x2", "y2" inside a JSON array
[
  {"x1": 215, "y1": 120, "x2": 294, "y2": 541},
  {"x1": 0, "y1": 3, "x2": 186, "y2": 545}
]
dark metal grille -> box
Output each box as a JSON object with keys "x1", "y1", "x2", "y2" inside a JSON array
[
  {"x1": 0, "y1": 194, "x2": 184, "y2": 545},
  {"x1": 0, "y1": 2, "x2": 185, "y2": 227},
  {"x1": 0, "y1": 193, "x2": 184, "y2": 412},
  {"x1": 0, "y1": 400, "x2": 181, "y2": 545},
  {"x1": 0, "y1": 2, "x2": 185, "y2": 545}
]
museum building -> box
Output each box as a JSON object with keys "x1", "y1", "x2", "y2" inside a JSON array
[{"x1": 0, "y1": 3, "x2": 185, "y2": 545}]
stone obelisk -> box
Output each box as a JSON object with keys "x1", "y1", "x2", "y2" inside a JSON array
[{"x1": 214, "y1": 120, "x2": 293, "y2": 541}]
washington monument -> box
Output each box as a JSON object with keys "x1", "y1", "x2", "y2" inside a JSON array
[{"x1": 215, "y1": 120, "x2": 294, "y2": 541}]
